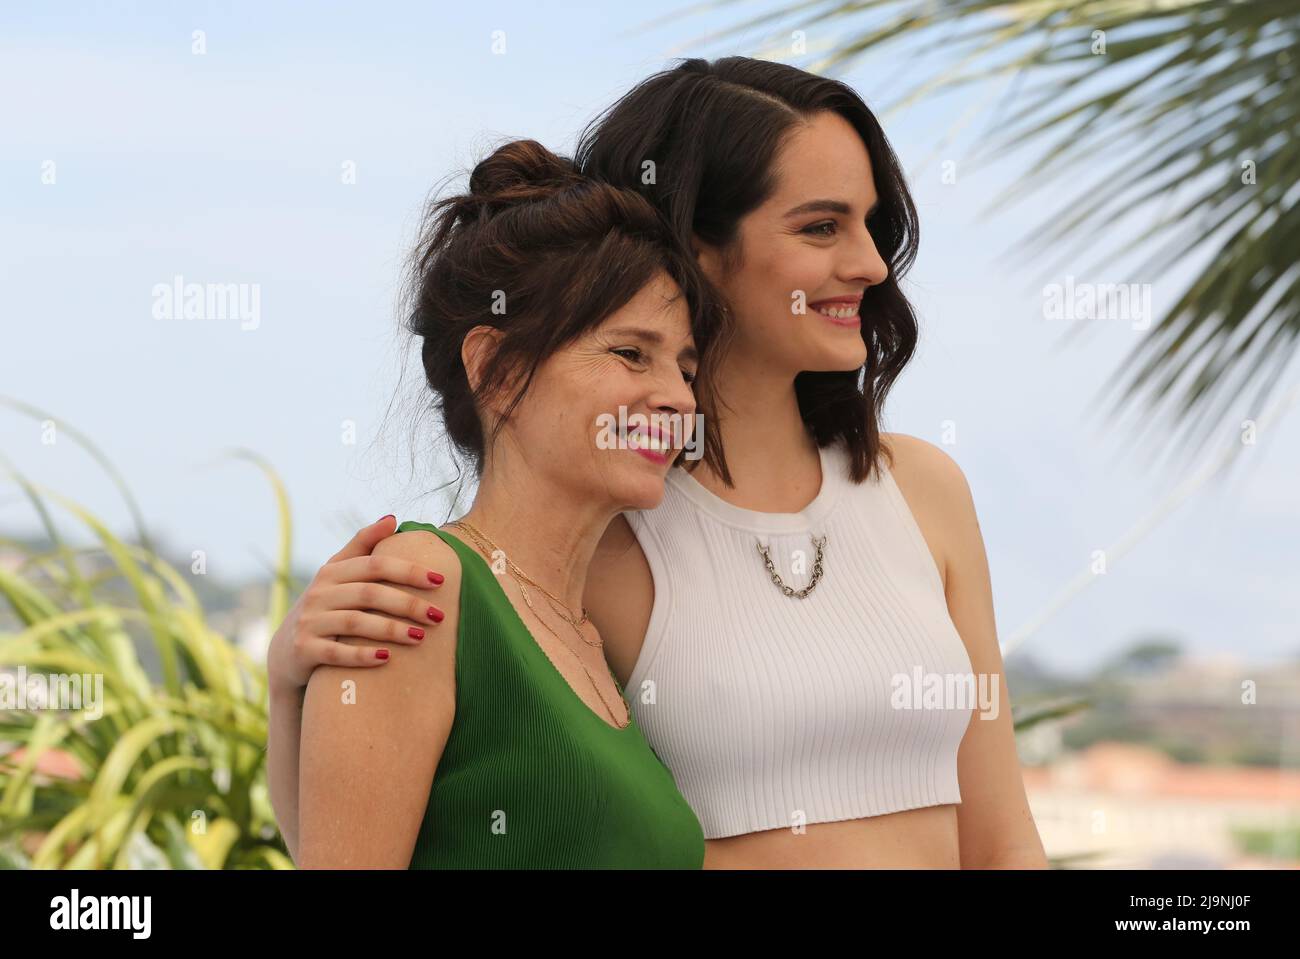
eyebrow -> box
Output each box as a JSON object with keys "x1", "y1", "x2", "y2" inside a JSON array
[
  {"x1": 784, "y1": 198, "x2": 880, "y2": 218},
  {"x1": 604, "y1": 326, "x2": 699, "y2": 365}
]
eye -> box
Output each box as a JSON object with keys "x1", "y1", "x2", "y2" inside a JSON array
[
  {"x1": 612, "y1": 347, "x2": 645, "y2": 363},
  {"x1": 803, "y1": 220, "x2": 836, "y2": 237},
  {"x1": 681, "y1": 368, "x2": 697, "y2": 385}
]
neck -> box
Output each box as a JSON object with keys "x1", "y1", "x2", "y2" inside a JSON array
[
  {"x1": 453, "y1": 454, "x2": 616, "y2": 612},
  {"x1": 697, "y1": 345, "x2": 818, "y2": 492}
]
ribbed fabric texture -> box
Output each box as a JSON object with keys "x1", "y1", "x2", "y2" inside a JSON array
[
  {"x1": 623, "y1": 439, "x2": 976, "y2": 839},
  {"x1": 397, "y1": 523, "x2": 704, "y2": 869}
]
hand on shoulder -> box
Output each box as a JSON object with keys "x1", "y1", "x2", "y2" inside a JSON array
[
  {"x1": 371, "y1": 528, "x2": 464, "y2": 606},
  {"x1": 316, "y1": 526, "x2": 463, "y2": 683}
]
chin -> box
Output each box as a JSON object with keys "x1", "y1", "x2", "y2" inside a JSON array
[
  {"x1": 614, "y1": 466, "x2": 669, "y2": 512},
  {"x1": 803, "y1": 347, "x2": 868, "y2": 374},
  {"x1": 828, "y1": 336, "x2": 869, "y2": 369}
]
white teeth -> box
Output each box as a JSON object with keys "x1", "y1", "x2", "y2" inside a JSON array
[
  {"x1": 626, "y1": 429, "x2": 668, "y2": 451},
  {"x1": 816, "y1": 304, "x2": 859, "y2": 318}
]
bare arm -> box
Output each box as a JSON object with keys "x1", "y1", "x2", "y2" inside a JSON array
[
  {"x1": 296, "y1": 530, "x2": 461, "y2": 868},
  {"x1": 265, "y1": 518, "x2": 449, "y2": 861},
  {"x1": 267, "y1": 680, "x2": 307, "y2": 861},
  {"x1": 894, "y1": 435, "x2": 1049, "y2": 869}
]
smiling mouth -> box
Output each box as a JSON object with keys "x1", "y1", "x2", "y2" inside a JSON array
[
  {"x1": 811, "y1": 293, "x2": 863, "y2": 323},
  {"x1": 622, "y1": 425, "x2": 672, "y2": 464},
  {"x1": 813, "y1": 303, "x2": 861, "y2": 327}
]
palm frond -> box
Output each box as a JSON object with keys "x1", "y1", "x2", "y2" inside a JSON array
[{"x1": 652, "y1": 0, "x2": 1300, "y2": 463}]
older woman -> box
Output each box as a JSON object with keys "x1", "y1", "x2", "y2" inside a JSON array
[{"x1": 280, "y1": 138, "x2": 730, "y2": 868}]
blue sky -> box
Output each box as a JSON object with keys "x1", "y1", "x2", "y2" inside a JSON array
[{"x1": 3, "y1": 1, "x2": 1297, "y2": 676}]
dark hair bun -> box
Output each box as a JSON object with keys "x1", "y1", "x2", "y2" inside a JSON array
[{"x1": 466, "y1": 139, "x2": 584, "y2": 210}]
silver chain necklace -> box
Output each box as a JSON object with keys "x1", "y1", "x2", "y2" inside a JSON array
[{"x1": 756, "y1": 533, "x2": 828, "y2": 599}]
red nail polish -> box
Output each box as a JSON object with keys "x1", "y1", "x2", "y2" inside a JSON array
[
  {"x1": 408, "y1": 626, "x2": 425, "y2": 640},
  {"x1": 376, "y1": 649, "x2": 389, "y2": 660},
  {"x1": 428, "y1": 571, "x2": 444, "y2": 585},
  {"x1": 427, "y1": 606, "x2": 444, "y2": 622}
]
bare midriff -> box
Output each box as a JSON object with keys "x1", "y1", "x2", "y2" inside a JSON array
[{"x1": 702, "y1": 803, "x2": 961, "y2": 869}]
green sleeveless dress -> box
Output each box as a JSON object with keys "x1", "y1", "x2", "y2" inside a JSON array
[{"x1": 396, "y1": 521, "x2": 704, "y2": 869}]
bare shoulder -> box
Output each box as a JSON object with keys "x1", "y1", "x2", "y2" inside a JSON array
[
  {"x1": 314, "y1": 526, "x2": 463, "y2": 680},
  {"x1": 879, "y1": 431, "x2": 971, "y2": 502},
  {"x1": 878, "y1": 432, "x2": 979, "y2": 589}
]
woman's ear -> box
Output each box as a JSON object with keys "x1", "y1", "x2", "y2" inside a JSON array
[
  {"x1": 461, "y1": 325, "x2": 507, "y2": 414},
  {"x1": 690, "y1": 232, "x2": 724, "y2": 285}
]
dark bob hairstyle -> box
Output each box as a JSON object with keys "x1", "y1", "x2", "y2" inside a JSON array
[
  {"x1": 402, "y1": 138, "x2": 733, "y2": 489},
  {"x1": 574, "y1": 56, "x2": 921, "y2": 484}
]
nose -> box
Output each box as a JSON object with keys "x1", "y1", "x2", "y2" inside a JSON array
[
  {"x1": 845, "y1": 223, "x2": 890, "y2": 289},
  {"x1": 646, "y1": 366, "x2": 697, "y2": 439}
]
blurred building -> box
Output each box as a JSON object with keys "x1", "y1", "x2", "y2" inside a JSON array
[{"x1": 1025, "y1": 742, "x2": 1300, "y2": 868}]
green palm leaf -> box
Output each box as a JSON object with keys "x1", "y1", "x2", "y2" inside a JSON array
[{"x1": 667, "y1": 0, "x2": 1300, "y2": 464}]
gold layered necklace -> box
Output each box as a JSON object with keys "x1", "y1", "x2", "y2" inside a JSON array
[{"x1": 447, "y1": 518, "x2": 630, "y2": 729}]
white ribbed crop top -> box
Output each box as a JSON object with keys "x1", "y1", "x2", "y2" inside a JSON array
[{"x1": 622, "y1": 438, "x2": 976, "y2": 839}]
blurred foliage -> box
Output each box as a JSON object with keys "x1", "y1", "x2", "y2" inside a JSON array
[
  {"x1": 1232, "y1": 820, "x2": 1300, "y2": 859},
  {"x1": 0, "y1": 398, "x2": 294, "y2": 869}
]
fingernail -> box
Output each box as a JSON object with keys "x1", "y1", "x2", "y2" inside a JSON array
[
  {"x1": 427, "y1": 606, "x2": 444, "y2": 622},
  {"x1": 379, "y1": 514, "x2": 395, "y2": 524},
  {"x1": 408, "y1": 626, "x2": 425, "y2": 641},
  {"x1": 376, "y1": 649, "x2": 390, "y2": 660},
  {"x1": 428, "y1": 570, "x2": 444, "y2": 585}
]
